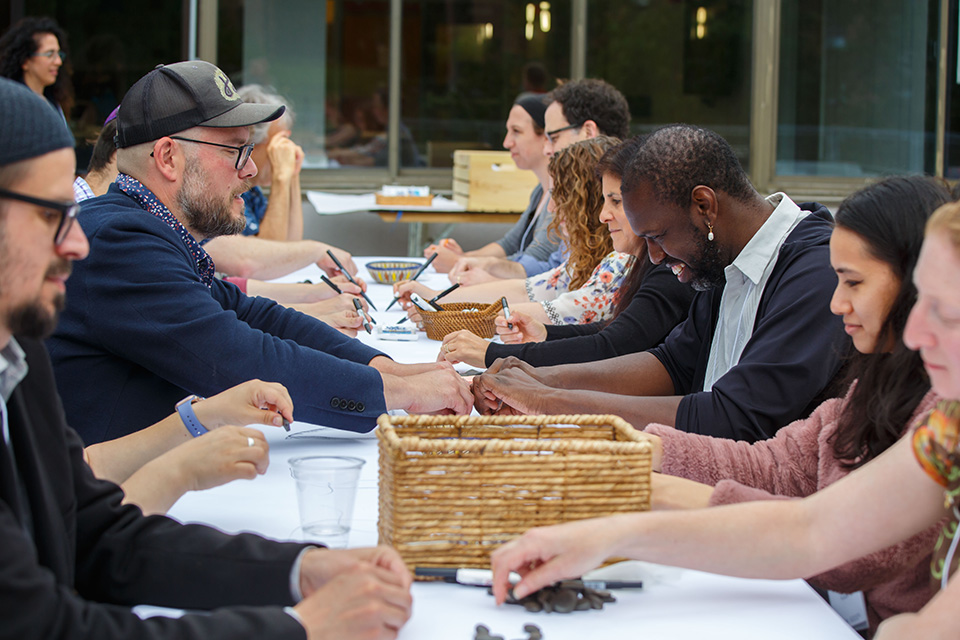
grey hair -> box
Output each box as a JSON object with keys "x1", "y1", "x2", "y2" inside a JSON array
[{"x1": 238, "y1": 84, "x2": 294, "y2": 144}]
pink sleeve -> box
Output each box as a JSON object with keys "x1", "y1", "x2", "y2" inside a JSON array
[
  {"x1": 224, "y1": 276, "x2": 248, "y2": 293},
  {"x1": 645, "y1": 396, "x2": 845, "y2": 498}
]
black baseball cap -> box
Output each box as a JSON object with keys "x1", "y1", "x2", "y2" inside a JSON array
[{"x1": 116, "y1": 60, "x2": 284, "y2": 148}]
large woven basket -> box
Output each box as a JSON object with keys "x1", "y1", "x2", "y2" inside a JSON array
[
  {"x1": 376, "y1": 414, "x2": 651, "y2": 575},
  {"x1": 418, "y1": 299, "x2": 503, "y2": 340}
]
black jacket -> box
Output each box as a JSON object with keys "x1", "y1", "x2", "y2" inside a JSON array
[{"x1": 0, "y1": 337, "x2": 308, "y2": 640}]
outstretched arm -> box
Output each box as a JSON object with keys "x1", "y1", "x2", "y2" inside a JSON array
[{"x1": 491, "y1": 436, "x2": 946, "y2": 603}]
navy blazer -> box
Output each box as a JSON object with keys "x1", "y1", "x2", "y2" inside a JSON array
[
  {"x1": 48, "y1": 184, "x2": 388, "y2": 444},
  {"x1": 0, "y1": 337, "x2": 307, "y2": 639}
]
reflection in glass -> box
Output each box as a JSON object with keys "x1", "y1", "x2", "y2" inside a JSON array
[
  {"x1": 777, "y1": 0, "x2": 938, "y2": 177},
  {"x1": 586, "y1": 0, "x2": 753, "y2": 171}
]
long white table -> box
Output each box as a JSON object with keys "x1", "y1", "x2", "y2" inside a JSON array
[{"x1": 166, "y1": 258, "x2": 861, "y2": 640}]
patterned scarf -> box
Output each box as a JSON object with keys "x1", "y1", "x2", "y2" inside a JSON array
[{"x1": 116, "y1": 173, "x2": 216, "y2": 287}]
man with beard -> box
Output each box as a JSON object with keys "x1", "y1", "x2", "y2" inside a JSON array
[
  {"x1": 0, "y1": 75, "x2": 414, "y2": 640},
  {"x1": 473, "y1": 125, "x2": 847, "y2": 443},
  {"x1": 47, "y1": 61, "x2": 471, "y2": 445}
]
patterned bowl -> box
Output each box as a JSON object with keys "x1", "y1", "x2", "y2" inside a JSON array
[{"x1": 366, "y1": 260, "x2": 422, "y2": 284}]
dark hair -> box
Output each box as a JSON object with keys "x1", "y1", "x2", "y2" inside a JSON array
[
  {"x1": 0, "y1": 17, "x2": 70, "y2": 107},
  {"x1": 831, "y1": 175, "x2": 950, "y2": 468},
  {"x1": 87, "y1": 119, "x2": 118, "y2": 174},
  {"x1": 595, "y1": 135, "x2": 650, "y2": 319},
  {"x1": 547, "y1": 78, "x2": 630, "y2": 139},
  {"x1": 620, "y1": 124, "x2": 755, "y2": 210}
]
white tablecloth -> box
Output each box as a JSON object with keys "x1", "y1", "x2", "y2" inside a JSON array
[{"x1": 164, "y1": 258, "x2": 861, "y2": 639}]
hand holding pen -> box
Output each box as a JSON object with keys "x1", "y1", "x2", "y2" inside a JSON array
[
  {"x1": 385, "y1": 252, "x2": 438, "y2": 311},
  {"x1": 353, "y1": 298, "x2": 374, "y2": 334},
  {"x1": 327, "y1": 249, "x2": 378, "y2": 311},
  {"x1": 398, "y1": 282, "x2": 460, "y2": 324},
  {"x1": 500, "y1": 296, "x2": 513, "y2": 330}
]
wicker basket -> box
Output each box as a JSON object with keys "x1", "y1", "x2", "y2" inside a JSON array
[
  {"x1": 418, "y1": 300, "x2": 503, "y2": 340},
  {"x1": 376, "y1": 414, "x2": 651, "y2": 576}
]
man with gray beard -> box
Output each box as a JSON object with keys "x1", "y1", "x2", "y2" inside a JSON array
[{"x1": 47, "y1": 61, "x2": 471, "y2": 445}]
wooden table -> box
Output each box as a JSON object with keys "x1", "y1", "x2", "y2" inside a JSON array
[{"x1": 306, "y1": 191, "x2": 521, "y2": 255}]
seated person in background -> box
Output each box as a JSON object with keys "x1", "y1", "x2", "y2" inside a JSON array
[
  {"x1": 643, "y1": 175, "x2": 948, "y2": 634},
  {"x1": 398, "y1": 137, "x2": 628, "y2": 326},
  {"x1": 327, "y1": 87, "x2": 422, "y2": 167},
  {"x1": 70, "y1": 114, "x2": 367, "y2": 335},
  {"x1": 490, "y1": 199, "x2": 960, "y2": 640},
  {"x1": 232, "y1": 84, "x2": 304, "y2": 241},
  {"x1": 440, "y1": 78, "x2": 631, "y2": 283},
  {"x1": 0, "y1": 75, "x2": 412, "y2": 640},
  {"x1": 47, "y1": 61, "x2": 471, "y2": 445},
  {"x1": 73, "y1": 107, "x2": 118, "y2": 200},
  {"x1": 473, "y1": 124, "x2": 848, "y2": 443},
  {"x1": 87, "y1": 379, "x2": 293, "y2": 516},
  {"x1": 426, "y1": 96, "x2": 559, "y2": 279},
  {"x1": 438, "y1": 136, "x2": 694, "y2": 369}
]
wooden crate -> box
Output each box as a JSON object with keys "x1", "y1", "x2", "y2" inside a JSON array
[
  {"x1": 377, "y1": 414, "x2": 651, "y2": 575},
  {"x1": 453, "y1": 150, "x2": 539, "y2": 213}
]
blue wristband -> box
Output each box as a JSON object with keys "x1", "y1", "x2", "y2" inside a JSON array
[{"x1": 176, "y1": 395, "x2": 208, "y2": 437}]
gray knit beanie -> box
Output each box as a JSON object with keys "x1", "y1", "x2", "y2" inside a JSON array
[{"x1": 0, "y1": 77, "x2": 74, "y2": 167}]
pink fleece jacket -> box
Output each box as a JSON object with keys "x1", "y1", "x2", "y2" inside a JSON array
[{"x1": 646, "y1": 389, "x2": 942, "y2": 632}]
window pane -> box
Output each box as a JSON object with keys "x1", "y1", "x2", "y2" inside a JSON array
[
  {"x1": 5, "y1": 2, "x2": 184, "y2": 169},
  {"x1": 399, "y1": 0, "x2": 571, "y2": 168},
  {"x1": 587, "y1": 0, "x2": 754, "y2": 171},
  {"x1": 219, "y1": 0, "x2": 367, "y2": 170},
  {"x1": 777, "y1": 0, "x2": 939, "y2": 177}
]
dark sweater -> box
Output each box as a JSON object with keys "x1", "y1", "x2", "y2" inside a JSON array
[
  {"x1": 484, "y1": 262, "x2": 694, "y2": 367},
  {"x1": 650, "y1": 203, "x2": 848, "y2": 442},
  {"x1": 47, "y1": 185, "x2": 389, "y2": 444}
]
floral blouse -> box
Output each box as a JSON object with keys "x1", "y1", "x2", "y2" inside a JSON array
[
  {"x1": 912, "y1": 400, "x2": 960, "y2": 590},
  {"x1": 524, "y1": 251, "x2": 634, "y2": 325}
]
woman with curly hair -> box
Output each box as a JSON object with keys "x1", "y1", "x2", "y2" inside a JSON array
[
  {"x1": 0, "y1": 16, "x2": 71, "y2": 118},
  {"x1": 396, "y1": 136, "x2": 630, "y2": 326}
]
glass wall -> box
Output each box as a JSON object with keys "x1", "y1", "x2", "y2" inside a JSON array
[
  {"x1": 776, "y1": 0, "x2": 939, "y2": 177},
  {"x1": 398, "y1": 0, "x2": 570, "y2": 168},
  {"x1": 586, "y1": 0, "x2": 754, "y2": 170},
  {"x1": 218, "y1": 0, "x2": 570, "y2": 171},
  {"x1": 2, "y1": 1, "x2": 184, "y2": 170}
]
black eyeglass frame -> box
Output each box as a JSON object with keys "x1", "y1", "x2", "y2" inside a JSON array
[
  {"x1": 545, "y1": 122, "x2": 583, "y2": 145},
  {"x1": 167, "y1": 135, "x2": 255, "y2": 171},
  {"x1": 0, "y1": 188, "x2": 79, "y2": 245}
]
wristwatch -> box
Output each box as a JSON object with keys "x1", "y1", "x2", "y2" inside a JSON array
[{"x1": 176, "y1": 394, "x2": 208, "y2": 437}]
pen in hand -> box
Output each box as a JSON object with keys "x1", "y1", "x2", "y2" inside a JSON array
[
  {"x1": 500, "y1": 296, "x2": 513, "y2": 330},
  {"x1": 327, "y1": 250, "x2": 378, "y2": 311},
  {"x1": 319, "y1": 274, "x2": 342, "y2": 294},
  {"x1": 353, "y1": 298, "x2": 373, "y2": 333},
  {"x1": 396, "y1": 282, "x2": 460, "y2": 324},
  {"x1": 385, "y1": 252, "x2": 438, "y2": 311}
]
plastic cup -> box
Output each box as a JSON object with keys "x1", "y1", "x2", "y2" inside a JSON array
[{"x1": 288, "y1": 456, "x2": 365, "y2": 548}]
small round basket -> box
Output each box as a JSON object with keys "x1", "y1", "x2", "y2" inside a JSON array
[
  {"x1": 419, "y1": 300, "x2": 504, "y2": 341},
  {"x1": 366, "y1": 261, "x2": 422, "y2": 284}
]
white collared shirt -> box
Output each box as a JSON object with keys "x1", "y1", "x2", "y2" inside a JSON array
[
  {"x1": 0, "y1": 338, "x2": 29, "y2": 448},
  {"x1": 702, "y1": 193, "x2": 807, "y2": 391}
]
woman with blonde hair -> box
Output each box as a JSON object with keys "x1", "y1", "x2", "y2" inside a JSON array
[{"x1": 397, "y1": 135, "x2": 630, "y2": 326}]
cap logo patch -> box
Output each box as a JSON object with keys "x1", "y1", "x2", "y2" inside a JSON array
[{"x1": 214, "y1": 68, "x2": 240, "y2": 102}]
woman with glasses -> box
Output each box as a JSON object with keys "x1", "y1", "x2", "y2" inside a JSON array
[{"x1": 0, "y1": 16, "x2": 70, "y2": 119}]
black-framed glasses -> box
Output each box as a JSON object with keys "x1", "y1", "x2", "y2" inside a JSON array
[
  {"x1": 168, "y1": 135, "x2": 255, "y2": 170},
  {"x1": 545, "y1": 123, "x2": 582, "y2": 145},
  {"x1": 33, "y1": 49, "x2": 66, "y2": 61},
  {"x1": 0, "y1": 188, "x2": 79, "y2": 245}
]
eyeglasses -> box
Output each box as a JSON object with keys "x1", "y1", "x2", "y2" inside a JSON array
[
  {"x1": 0, "y1": 188, "x2": 79, "y2": 245},
  {"x1": 33, "y1": 49, "x2": 66, "y2": 61},
  {"x1": 545, "y1": 123, "x2": 582, "y2": 145},
  {"x1": 168, "y1": 136, "x2": 255, "y2": 171}
]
